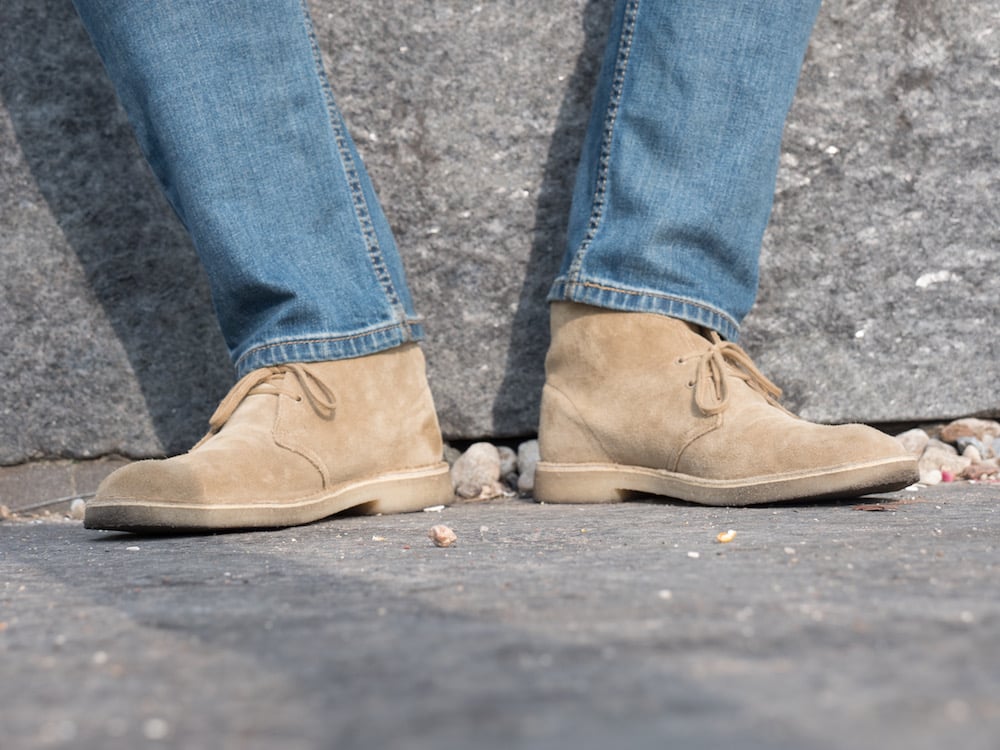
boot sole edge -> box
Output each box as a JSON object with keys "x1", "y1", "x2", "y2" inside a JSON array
[
  {"x1": 83, "y1": 463, "x2": 454, "y2": 532},
  {"x1": 533, "y1": 457, "x2": 919, "y2": 506}
]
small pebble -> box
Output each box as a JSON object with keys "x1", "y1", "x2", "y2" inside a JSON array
[
  {"x1": 125, "y1": 546, "x2": 141, "y2": 552},
  {"x1": 442, "y1": 444, "x2": 462, "y2": 467},
  {"x1": 961, "y1": 462, "x2": 1000, "y2": 480},
  {"x1": 955, "y1": 436, "x2": 986, "y2": 457},
  {"x1": 895, "y1": 428, "x2": 929, "y2": 456},
  {"x1": 450, "y1": 442, "x2": 503, "y2": 500},
  {"x1": 68, "y1": 498, "x2": 87, "y2": 521},
  {"x1": 686, "y1": 551, "x2": 700, "y2": 559},
  {"x1": 422, "y1": 505, "x2": 445, "y2": 513},
  {"x1": 142, "y1": 718, "x2": 170, "y2": 740},
  {"x1": 497, "y1": 446, "x2": 517, "y2": 479},
  {"x1": 428, "y1": 524, "x2": 457, "y2": 548},
  {"x1": 716, "y1": 529, "x2": 737, "y2": 544},
  {"x1": 516, "y1": 439, "x2": 540, "y2": 495},
  {"x1": 961, "y1": 445, "x2": 983, "y2": 464},
  {"x1": 924, "y1": 438, "x2": 958, "y2": 455},
  {"x1": 918, "y1": 440, "x2": 971, "y2": 477},
  {"x1": 939, "y1": 418, "x2": 1000, "y2": 444},
  {"x1": 921, "y1": 469, "x2": 943, "y2": 486}
]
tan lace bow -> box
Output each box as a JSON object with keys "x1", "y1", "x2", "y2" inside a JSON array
[
  {"x1": 685, "y1": 332, "x2": 782, "y2": 416},
  {"x1": 206, "y1": 363, "x2": 337, "y2": 434}
]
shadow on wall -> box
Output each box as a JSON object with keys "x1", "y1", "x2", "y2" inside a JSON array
[
  {"x1": 490, "y1": 0, "x2": 614, "y2": 437},
  {"x1": 0, "y1": 0, "x2": 233, "y2": 455}
]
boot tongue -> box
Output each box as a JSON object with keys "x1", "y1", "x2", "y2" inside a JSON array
[
  {"x1": 690, "y1": 332, "x2": 783, "y2": 416},
  {"x1": 677, "y1": 319, "x2": 717, "y2": 348},
  {"x1": 687, "y1": 322, "x2": 710, "y2": 339},
  {"x1": 280, "y1": 364, "x2": 337, "y2": 418},
  {"x1": 207, "y1": 369, "x2": 280, "y2": 432}
]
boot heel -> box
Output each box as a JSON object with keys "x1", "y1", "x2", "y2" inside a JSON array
[
  {"x1": 533, "y1": 463, "x2": 637, "y2": 504},
  {"x1": 355, "y1": 465, "x2": 454, "y2": 515}
]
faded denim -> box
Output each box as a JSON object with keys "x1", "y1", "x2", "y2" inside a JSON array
[
  {"x1": 72, "y1": 0, "x2": 421, "y2": 374},
  {"x1": 72, "y1": 0, "x2": 819, "y2": 372},
  {"x1": 551, "y1": 0, "x2": 821, "y2": 341}
]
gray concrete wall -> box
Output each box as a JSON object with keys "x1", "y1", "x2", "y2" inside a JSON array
[{"x1": 1, "y1": 0, "x2": 998, "y2": 464}]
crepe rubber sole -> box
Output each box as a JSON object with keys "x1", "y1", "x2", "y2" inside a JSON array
[
  {"x1": 84, "y1": 463, "x2": 453, "y2": 532},
  {"x1": 533, "y1": 456, "x2": 918, "y2": 506}
]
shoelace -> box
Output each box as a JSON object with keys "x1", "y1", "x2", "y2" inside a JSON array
[
  {"x1": 682, "y1": 332, "x2": 783, "y2": 416},
  {"x1": 205, "y1": 363, "x2": 337, "y2": 435}
]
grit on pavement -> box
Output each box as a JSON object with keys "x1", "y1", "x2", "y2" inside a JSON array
[{"x1": 2, "y1": 484, "x2": 998, "y2": 750}]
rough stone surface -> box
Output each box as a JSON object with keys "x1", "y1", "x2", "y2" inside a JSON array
[
  {"x1": 0, "y1": 457, "x2": 128, "y2": 513},
  {"x1": 1, "y1": 483, "x2": 999, "y2": 749},
  {"x1": 2, "y1": 0, "x2": 998, "y2": 463},
  {"x1": 743, "y1": 0, "x2": 1000, "y2": 424},
  {"x1": 0, "y1": 1, "x2": 233, "y2": 463}
]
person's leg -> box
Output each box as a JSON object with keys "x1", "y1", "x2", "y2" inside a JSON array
[
  {"x1": 72, "y1": 0, "x2": 417, "y2": 368},
  {"x1": 537, "y1": 0, "x2": 917, "y2": 504},
  {"x1": 553, "y1": 0, "x2": 820, "y2": 336},
  {"x1": 73, "y1": 0, "x2": 451, "y2": 530}
]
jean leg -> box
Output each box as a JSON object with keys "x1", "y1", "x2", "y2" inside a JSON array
[
  {"x1": 71, "y1": 0, "x2": 421, "y2": 375},
  {"x1": 551, "y1": 0, "x2": 821, "y2": 341}
]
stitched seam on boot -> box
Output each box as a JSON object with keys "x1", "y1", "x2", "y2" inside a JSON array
[
  {"x1": 543, "y1": 384, "x2": 615, "y2": 463},
  {"x1": 273, "y1": 394, "x2": 331, "y2": 488},
  {"x1": 672, "y1": 413, "x2": 723, "y2": 474}
]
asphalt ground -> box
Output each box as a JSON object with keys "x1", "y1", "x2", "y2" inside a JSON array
[{"x1": 2, "y1": 482, "x2": 998, "y2": 750}]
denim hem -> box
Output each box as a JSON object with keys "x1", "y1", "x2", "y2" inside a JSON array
[
  {"x1": 233, "y1": 320, "x2": 424, "y2": 376},
  {"x1": 548, "y1": 277, "x2": 741, "y2": 342}
]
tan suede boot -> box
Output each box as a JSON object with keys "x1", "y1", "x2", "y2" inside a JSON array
[
  {"x1": 535, "y1": 303, "x2": 918, "y2": 505},
  {"x1": 85, "y1": 344, "x2": 452, "y2": 531}
]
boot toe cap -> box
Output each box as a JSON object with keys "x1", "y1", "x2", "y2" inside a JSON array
[{"x1": 93, "y1": 460, "x2": 206, "y2": 505}]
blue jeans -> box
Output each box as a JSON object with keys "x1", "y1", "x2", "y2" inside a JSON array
[{"x1": 72, "y1": 0, "x2": 819, "y2": 374}]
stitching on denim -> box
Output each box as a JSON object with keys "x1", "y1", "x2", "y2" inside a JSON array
[
  {"x1": 235, "y1": 320, "x2": 418, "y2": 370},
  {"x1": 566, "y1": 0, "x2": 640, "y2": 281},
  {"x1": 561, "y1": 279, "x2": 741, "y2": 332},
  {"x1": 297, "y1": 0, "x2": 401, "y2": 310}
]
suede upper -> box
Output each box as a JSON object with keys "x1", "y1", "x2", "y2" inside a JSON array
[
  {"x1": 94, "y1": 344, "x2": 445, "y2": 507},
  {"x1": 540, "y1": 302, "x2": 913, "y2": 482}
]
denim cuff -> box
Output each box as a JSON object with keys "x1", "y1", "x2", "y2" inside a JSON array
[
  {"x1": 548, "y1": 277, "x2": 741, "y2": 342},
  {"x1": 233, "y1": 319, "x2": 425, "y2": 376}
]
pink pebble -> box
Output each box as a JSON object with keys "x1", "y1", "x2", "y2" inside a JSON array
[{"x1": 941, "y1": 470, "x2": 955, "y2": 483}]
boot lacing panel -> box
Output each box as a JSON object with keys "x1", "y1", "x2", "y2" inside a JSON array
[
  {"x1": 682, "y1": 332, "x2": 783, "y2": 416},
  {"x1": 202, "y1": 364, "x2": 338, "y2": 439}
]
